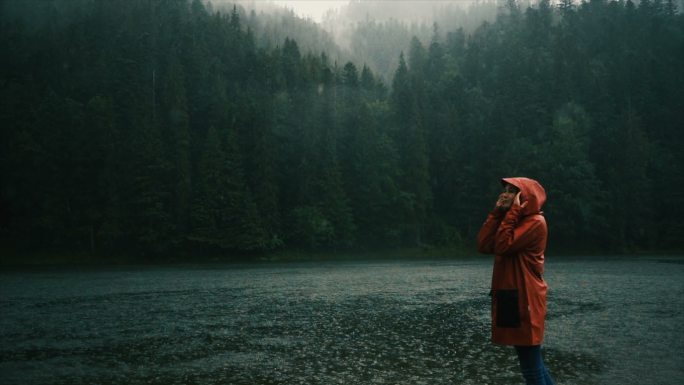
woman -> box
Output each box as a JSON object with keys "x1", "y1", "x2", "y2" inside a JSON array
[{"x1": 477, "y1": 177, "x2": 555, "y2": 385}]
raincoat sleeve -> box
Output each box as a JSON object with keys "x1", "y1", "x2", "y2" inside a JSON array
[
  {"x1": 477, "y1": 210, "x2": 504, "y2": 254},
  {"x1": 493, "y1": 203, "x2": 544, "y2": 255}
]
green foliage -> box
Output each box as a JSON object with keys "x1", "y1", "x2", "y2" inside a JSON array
[
  {"x1": 1, "y1": 0, "x2": 682, "y2": 259},
  {"x1": 190, "y1": 127, "x2": 267, "y2": 252},
  {"x1": 539, "y1": 103, "x2": 608, "y2": 247}
]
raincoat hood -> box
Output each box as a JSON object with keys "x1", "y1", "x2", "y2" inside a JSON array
[{"x1": 501, "y1": 177, "x2": 546, "y2": 216}]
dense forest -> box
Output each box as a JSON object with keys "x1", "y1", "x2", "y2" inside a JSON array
[{"x1": 1, "y1": 0, "x2": 682, "y2": 260}]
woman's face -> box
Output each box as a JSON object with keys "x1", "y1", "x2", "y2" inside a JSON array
[
  {"x1": 502, "y1": 183, "x2": 520, "y2": 197},
  {"x1": 496, "y1": 183, "x2": 520, "y2": 210}
]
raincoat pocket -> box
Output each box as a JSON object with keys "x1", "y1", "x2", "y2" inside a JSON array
[{"x1": 495, "y1": 289, "x2": 520, "y2": 328}]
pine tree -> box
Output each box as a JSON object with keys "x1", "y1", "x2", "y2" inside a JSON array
[
  {"x1": 191, "y1": 127, "x2": 266, "y2": 252},
  {"x1": 159, "y1": 54, "x2": 192, "y2": 247},
  {"x1": 539, "y1": 103, "x2": 608, "y2": 250},
  {"x1": 390, "y1": 53, "x2": 431, "y2": 246}
]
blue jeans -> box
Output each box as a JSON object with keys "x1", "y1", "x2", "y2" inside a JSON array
[{"x1": 514, "y1": 345, "x2": 555, "y2": 385}]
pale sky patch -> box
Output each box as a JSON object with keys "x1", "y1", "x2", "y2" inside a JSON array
[{"x1": 271, "y1": 1, "x2": 345, "y2": 22}]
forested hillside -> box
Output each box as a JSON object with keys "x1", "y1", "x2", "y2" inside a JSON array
[
  {"x1": 321, "y1": 0, "x2": 500, "y2": 81},
  {"x1": 1, "y1": 0, "x2": 682, "y2": 260}
]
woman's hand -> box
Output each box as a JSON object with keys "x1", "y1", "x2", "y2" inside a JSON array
[
  {"x1": 513, "y1": 191, "x2": 528, "y2": 208},
  {"x1": 495, "y1": 192, "x2": 514, "y2": 211}
]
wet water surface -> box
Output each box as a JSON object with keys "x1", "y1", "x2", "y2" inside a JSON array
[{"x1": 1, "y1": 256, "x2": 682, "y2": 384}]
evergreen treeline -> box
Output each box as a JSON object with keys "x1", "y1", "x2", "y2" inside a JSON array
[
  {"x1": 230, "y1": 1, "x2": 347, "y2": 61},
  {"x1": 1, "y1": 0, "x2": 682, "y2": 259},
  {"x1": 323, "y1": 0, "x2": 500, "y2": 82}
]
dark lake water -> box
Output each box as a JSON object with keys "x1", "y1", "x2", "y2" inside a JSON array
[{"x1": 1, "y1": 256, "x2": 683, "y2": 385}]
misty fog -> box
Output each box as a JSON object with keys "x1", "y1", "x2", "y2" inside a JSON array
[{"x1": 211, "y1": 0, "x2": 502, "y2": 81}]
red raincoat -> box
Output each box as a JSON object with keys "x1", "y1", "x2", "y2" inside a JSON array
[{"x1": 477, "y1": 177, "x2": 548, "y2": 346}]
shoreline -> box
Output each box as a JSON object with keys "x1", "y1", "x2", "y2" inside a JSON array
[
  {"x1": 1, "y1": 246, "x2": 682, "y2": 269},
  {"x1": 0, "y1": 246, "x2": 474, "y2": 268}
]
